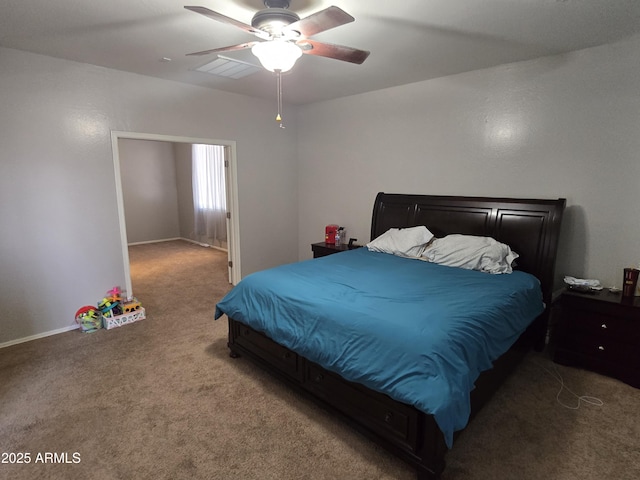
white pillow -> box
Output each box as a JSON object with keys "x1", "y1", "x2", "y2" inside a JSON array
[
  {"x1": 366, "y1": 226, "x2": 434, "y2": 258},
  {"x1": 421, "y1": 234, "x2": 519, "y2": 274}
]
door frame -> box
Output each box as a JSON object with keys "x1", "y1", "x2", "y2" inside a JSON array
[{"x1": 110, "y1": 131, "x2": 241, "y2": 297}]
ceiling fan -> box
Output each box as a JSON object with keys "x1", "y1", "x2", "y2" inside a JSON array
[{"x1": 184, "y1": 1, "x2": 370, "y2": 73}]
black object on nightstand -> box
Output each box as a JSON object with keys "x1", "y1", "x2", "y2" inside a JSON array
[
  {"x1": 553, "y1": 289, "x2": 640, "y2": 388},
  {"x1": 311, "y1": 242, "x2": 359, "y2": 258}
]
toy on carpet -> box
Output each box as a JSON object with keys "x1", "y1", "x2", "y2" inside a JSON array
[
  {"x1": 74, "y1": 286, "x2": 144, "y2": 333},
  {"x1": 98, "y1": 296, "x2": 122, "y2": 318},
  {"x1": 122, "y1": 298, "x2": 142, "y2": 313},
  {"x1": 75, "y1": 305, "x2": 103, "y2": 333}
]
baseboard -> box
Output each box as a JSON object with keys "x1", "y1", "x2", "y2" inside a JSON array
[
  {"x1": 0, "y1": 324, "x2": 79, "y2": 350},
  {"x1": 127, "y1": 237, "x2": 182, "y2": 246},
  {"x1": 128, "y1": 237, "x2": 227, "y2": 252},
  {"x1": 180, "y1": 237, "x2": 228, "y2": 252}
]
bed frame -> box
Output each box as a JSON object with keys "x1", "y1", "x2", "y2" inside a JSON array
[{"x1": 226, "y1": 193, "x2": 565, "y2": 480}]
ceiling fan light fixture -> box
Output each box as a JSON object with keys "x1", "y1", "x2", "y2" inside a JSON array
[
  {"x1": 251, "y1": 40, "x2": 302, "y2": 72},
  {"x1": 251, "y1": 8, "x2": 299, "y2": 34}
]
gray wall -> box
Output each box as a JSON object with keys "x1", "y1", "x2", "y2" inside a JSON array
[
  {"x1": 0, "y1": 47, "x2": 298, "y2": 346},
  {"x1": 119, "y1": 138, "x2": 180, "y2": 244},
  {"x1": 297, "y1": 35, "x2": 640, "y2": 291},
  {"x1": 174, "y1": 143, "x2": 195, "y2": 241},
  {"x1": 118, "y1": 139, "x2": 197, "y2": 245}
]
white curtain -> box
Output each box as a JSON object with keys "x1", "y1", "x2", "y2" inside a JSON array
[{"x1": 192, "y1": 144, "x2": 227, "y2": 248}]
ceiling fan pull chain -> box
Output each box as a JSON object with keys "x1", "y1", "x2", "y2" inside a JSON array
[{"x1": 276, "y1": 69, "x2": 285, "y2": 128}]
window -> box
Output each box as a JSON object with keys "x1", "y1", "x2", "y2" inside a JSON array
[
  {"x1": 192, "y1": 144, "x2": 226, "y2": 211},
  {"x1": 192, "y1": 144, "x2": 227, "y2": 247}
]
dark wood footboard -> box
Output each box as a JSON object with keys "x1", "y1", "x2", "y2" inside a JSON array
[
  {"x1": 227, "y1": 317, "x2": 447, "y2": 479},
  {"x1": 227, "y1": 316, "x2": 539, "y2": 478}
]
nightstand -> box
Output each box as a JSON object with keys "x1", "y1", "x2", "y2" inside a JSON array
[
  {"x1": 553, "y1": 289, "x2": 640, "y2": 388},
  {"x1": 311, "y1": 242, "x2": 358, "y2": 258}
]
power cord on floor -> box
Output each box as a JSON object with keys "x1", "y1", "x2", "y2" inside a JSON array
[{"x1": 536, "y1": 362, "x2": 604, "y2": 410}]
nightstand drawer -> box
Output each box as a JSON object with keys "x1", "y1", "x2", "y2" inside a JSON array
[
  {"x1": 567, "y1": 310, "x2": 640, "y2": 342},
  {"x1": 562, "y1": 330, "x2": 638, "y2": 365},
  {"x1": 554, "y1": 348, "x2": 640, "y2": 389}
]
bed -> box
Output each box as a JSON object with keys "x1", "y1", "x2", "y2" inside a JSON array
[{"x1": 215, "y1": 192, "x2": 565, "y2": 480}]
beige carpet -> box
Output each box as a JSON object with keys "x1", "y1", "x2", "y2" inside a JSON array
[{"x1": 1, "y1": 240, "x2": 639, "y2": 480}]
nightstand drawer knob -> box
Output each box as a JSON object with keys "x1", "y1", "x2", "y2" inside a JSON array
[
  {"x1": 601, "y1": 324, "x2": 607, "y2": 329},
  {"x1": 598, "y1": 345, "x2": 605, "y2": 351}
]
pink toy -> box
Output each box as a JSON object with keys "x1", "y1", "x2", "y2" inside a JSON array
[{"x1": 107, "y1": 286, "x2": 121, "y2": 297}]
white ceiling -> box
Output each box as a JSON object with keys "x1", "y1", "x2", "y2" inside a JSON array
[{"x1": 2, "y1": 0, "x2": 639, "y2": 105}]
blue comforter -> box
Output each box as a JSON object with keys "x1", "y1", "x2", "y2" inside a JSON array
[{"x1": 215, "y1": 248, "x2": 544, "y2": 448}]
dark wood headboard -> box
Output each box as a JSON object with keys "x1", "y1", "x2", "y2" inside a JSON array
[{"x1": 370, "y1": 193, "x2": 566, "y2": 309}]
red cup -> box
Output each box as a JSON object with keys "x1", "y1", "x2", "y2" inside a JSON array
[{"x1": 622, "y1": 268, "x2": 639, "y2": 297}]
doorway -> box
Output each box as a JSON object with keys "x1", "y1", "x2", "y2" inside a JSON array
[{"x1": 111, "y1": 131, "x2": 241, "y2": 298}]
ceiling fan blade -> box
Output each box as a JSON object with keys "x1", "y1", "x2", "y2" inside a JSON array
[
  {"x1": 186, "y1": 41, "x2": 258, "y2": 57},
  {"x1": 184, "y1": 6, "x2": 269, "y2": 39},
  {"x1": 297, "y1": 39, "x2": 370, "y2": 65},
  {"x1": 285, "y1": 6, "x2": 354, "y2": 37}
]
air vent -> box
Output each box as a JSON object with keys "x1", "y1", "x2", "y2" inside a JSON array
[{"x1": 195, "y1": 55, "x2": 260, "y2": 79}]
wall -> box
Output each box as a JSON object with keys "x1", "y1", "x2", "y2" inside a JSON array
[
  {"x1": 119, "y1": 138, "x2": 180, "y2": 244},
  {"x1": 0, "y1": 47, "x2": 298, "y2": 346},
  {"x1": 174, "y1": 143, "x2": 195, "y2": 241},
  {"x1": 297, "y1": 35, "x2": 640, "y2": 290}
]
